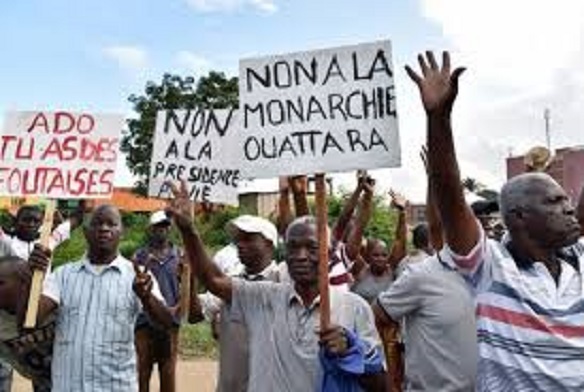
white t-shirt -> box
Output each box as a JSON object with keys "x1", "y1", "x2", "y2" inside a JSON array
[{"x1": 0, "y1": 220, "x2": 71, "y2": 260}]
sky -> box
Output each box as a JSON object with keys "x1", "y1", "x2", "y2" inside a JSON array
[{"x1": 1, "y1": 0, "x2": 584, "y2": 202}]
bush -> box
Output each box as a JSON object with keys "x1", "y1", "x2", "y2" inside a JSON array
[
  {"x1": 53, "y1": 228, "x2": 86, "y2": 267},
  {"x1": 179, "y1": 322, "x2": 217, "y2": 359}
]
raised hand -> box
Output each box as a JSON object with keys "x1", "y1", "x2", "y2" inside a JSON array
[
  {"x1": 405, "y1": 51, "x2": 465, "y2": 114},
  {"x1": 132, "y1": 258, "x2": 153, "y2": 301},
  {"x1": 361, "y1": 176, "x2": 376, "y2": 196},
  {"x1": 389, "y1": 190, "x2": 408, "y2": 211},
  {"x1": 165, "y1": 180, "x2": 194, "y2": 232},
  {"x1": 288, "y1": 175, "x2": 308, "y2": 194}
]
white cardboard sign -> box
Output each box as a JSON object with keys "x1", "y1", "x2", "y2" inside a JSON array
[
  {"x1": 148, "y1": 108, "x2": 240, "y2": 205},
  {"x1": 238, "y1": 40, "x2": 400, "y2": 178}
]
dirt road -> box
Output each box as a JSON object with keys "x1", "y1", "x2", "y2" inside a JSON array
[{"x1": 12, "y1": 360, "x2": 218, "y2": 391}]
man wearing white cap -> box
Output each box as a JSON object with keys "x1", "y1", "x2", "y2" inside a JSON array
[
  {"x1": 198, "y1": 214, "x2": 282, "y2": 392},
  {"x1": 133, "y1": 210, "x2": 184, "y2": 392}
]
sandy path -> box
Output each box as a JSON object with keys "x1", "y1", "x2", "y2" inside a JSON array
[{"x1": 12, "y1": 359, "x2": 218, "y2": 391}]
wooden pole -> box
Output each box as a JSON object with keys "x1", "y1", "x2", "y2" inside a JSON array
[
  {"x1": 178, "y1": 260, "x2": 191, "y2": 321},
  {"x1": 315, "y1": 174, "x2": 330, "y2": 329},
  {"x1": 24, "y1": 200, "x2": 56, "y2": 329}
]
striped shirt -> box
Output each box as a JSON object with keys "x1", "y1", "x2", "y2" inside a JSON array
[
  {"x1": 441, "y1": 228, "x2": 584, "y2": 391},
  {"x1": 43, "y1": 255, "x2": 163, "y2": 392}
]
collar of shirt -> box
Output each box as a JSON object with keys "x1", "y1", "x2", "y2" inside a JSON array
[
  {"x1": 241, "y1": 260, "x2": 278, "y2": 281},
  {"x1": 287, "y1": 288, "x2": 321, "y2": 311},
  {"x1": 144, "y1": 245, "x2": 180, "y2": 265},
  {"x1": 74, "y1": 254, "x2": 125, "y2": 274}
]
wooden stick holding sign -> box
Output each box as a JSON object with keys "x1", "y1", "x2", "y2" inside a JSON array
[
  {"x1": 178, "y1": 259, "x2": 191, "y2": 321},
  {"x1": 24, "y1": 200, "x2": 56, "y2": 329},
  {"x1": 315, "y1": 174, "x2": 330, "y2": 329}
]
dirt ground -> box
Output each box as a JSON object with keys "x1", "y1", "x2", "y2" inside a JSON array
[{"x1": 12, "y1": 359, "x2": 218, "y2": 392}]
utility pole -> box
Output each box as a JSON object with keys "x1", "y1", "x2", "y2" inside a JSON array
[{"x1": 544, "y1": 108, "x2": 551, "y2": 151}]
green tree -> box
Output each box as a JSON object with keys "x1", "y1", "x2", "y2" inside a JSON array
[
  {"x1": 462, "y1": 177, "x2": 485, "y2": 194},
  {"x1": 326, "y1": 191, "x2": 398, "y2": 245},
  {"x1": 121, "y1": 72, "x2": 239, "y2": 195}
]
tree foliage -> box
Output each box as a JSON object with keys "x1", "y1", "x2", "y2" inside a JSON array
[
  {"x1": 326, "y1": 190, "x2": 398, "y2": 245},
  {"x1": 121, "y1": 72, "x2": 239, "y2": 195}
]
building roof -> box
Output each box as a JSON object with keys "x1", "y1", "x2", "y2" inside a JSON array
[{"x1": 92, "y1": 188, "x2": 166, "y2": 212}]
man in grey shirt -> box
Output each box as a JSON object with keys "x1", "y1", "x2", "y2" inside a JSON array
[
  {"x1": 373, "y1": 255, "x2": 477, "y2": 391},
  {"x1": 196, "y1": 214, "x2": 282, "y2": 392},
  {"x1": 168, "y1": 182, "x2": 387, "y2": 392}
]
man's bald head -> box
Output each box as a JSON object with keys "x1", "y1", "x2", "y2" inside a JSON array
[
  {"x1": 84, "y1": 204, "x2": 123, "y2": 258},
  {"x1": 500, "y1": 173, "x2": 553, "y2": 226},
  {"x1": 500, "y1": 173, "x2": 580, "y2": 249}
]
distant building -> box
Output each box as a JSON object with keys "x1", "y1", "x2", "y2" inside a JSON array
[
  {"x1": 507, "y1": 146, "x2": 584, "y2": 202},
  {"x1": 89, "y1": 188, "x2": 166, "y2": 213},
  {"x1": 237, "y1": 176, "x2": 331, "y2": 219}
]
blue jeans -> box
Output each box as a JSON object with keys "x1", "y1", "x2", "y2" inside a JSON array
[{"x1": 0, "y1": 360, "x2": 12, "y2": 392}]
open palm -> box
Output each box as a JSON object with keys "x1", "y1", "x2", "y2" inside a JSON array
[{"x1": 406, "y1": 51, "x2": 465, "y2": 113}]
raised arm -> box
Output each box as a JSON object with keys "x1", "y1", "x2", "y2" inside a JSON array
[
  {"x1": 166, "y1": 181, "x2": 233, "y2": 303},
  {"x1": 332, "y1": 175, "x2": 365, "y2": 242},
  {"x1": 346, "y1": 177, "x2": 375, "y2": 274},
  {"x1": 421, "y1": 146, "x2": 444, "y2": 250},
  {"x1": 289, "y1": 175, "x2": 310, "y2": 217},
  {"x1": 276, "y1": 177, "x2": 293, "y2": 237},
  {"x1": 387, "y1": 190, "x2": 408, "y2": 268},
  {"x1": 406, "y1": 51, "x2": 479, "y2": 255}
]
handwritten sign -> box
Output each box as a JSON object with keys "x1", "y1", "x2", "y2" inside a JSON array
[
  {"x1": 0, "y1": 111, "x2": 123, "y2": 198},
  {"x1": 148, "y1": 108, "x2": 240, "y2": 205},
  {"x1": 238, "y1": 40, "x2": 400, "y2": 178}
]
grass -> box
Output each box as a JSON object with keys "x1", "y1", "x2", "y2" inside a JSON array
[{"x1": 179, "y1": 322, "x2": 218, "y2": 359}]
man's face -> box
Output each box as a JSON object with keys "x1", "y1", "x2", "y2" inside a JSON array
[
  {"x1": 366, "y1": 241, "x2": 389, "y2": 271},
  {"x1": 15, "y1": 208, "x2": 43, "y2": 242},
  {"x1": 285, "y1": 223, "x2": 319, "y2": 286},
  {"x1": 234, "y1": 230, "x2": 272, "y2": 270},
  {"x1": 520, "y1": 180, "x2": 580, "y2": 248},
  {"x1": 149, "y1": 222, "x2": 170, "y2": 245},
  {"x1": 477, "y1": 213, "x2": 500, "y2": 240},
  {"x1": 84, "y1": 206, "x2": 122, "y2": 255}
]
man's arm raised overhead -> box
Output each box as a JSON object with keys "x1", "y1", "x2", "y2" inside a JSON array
[
  {"x1": 166, "y1": 181, "x2": 234, "y2": 303},
  {"x1": 406, "y1": 51, "x2": 480, "y2": 259}
]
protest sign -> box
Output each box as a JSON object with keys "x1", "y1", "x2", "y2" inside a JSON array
[
  {"x1": 238, "y1": 40, "x2": 400, "y2": 178},
  {"x1": 0, "y1": 111, "x2": 123, "y2": 198},
  {"x1": 148, "y1": 107, "x2": 241, "y2": 205}
]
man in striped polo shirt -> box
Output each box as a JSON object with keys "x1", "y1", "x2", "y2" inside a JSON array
[
  {"x1": 405, "y1": 50, "x2": 584, "y2": 391},
  {"x1": 30, "y1": 205, "x2": 175, "y2": 392}
]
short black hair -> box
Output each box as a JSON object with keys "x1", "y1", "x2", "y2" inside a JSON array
[
  {"x1": 16, "y1": 205, "x2": 43, "y2": 219},
  {"x1": 471, "y1": 200, "x2": 499, "y2": 216},
  {"x1": 412, "y1": 223, "x2": 429, "y2": 250}
]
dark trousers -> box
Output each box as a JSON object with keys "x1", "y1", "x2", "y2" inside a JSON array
[{"x1": 135, "y1": 326, "x2": 179, "y2": 392}]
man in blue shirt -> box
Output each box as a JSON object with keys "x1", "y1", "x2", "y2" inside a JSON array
[{"x1": 134, "y1": 210, "x2": 184, "y2": 392}]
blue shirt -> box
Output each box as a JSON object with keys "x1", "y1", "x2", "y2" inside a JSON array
[
  {"x1": 44, "y1": 255, "x2": 163, "y2": 392},
  {"x1": 134, "y1": 245, "x2": 182, "y2": 328}
]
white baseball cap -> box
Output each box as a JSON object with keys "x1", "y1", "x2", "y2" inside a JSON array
[
  {"x1": 150, "y1": 210, "x2": 170, "y2": 226},
  {"x1": 226, "y1": 215, "x2": 278, "y2": 247}
]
